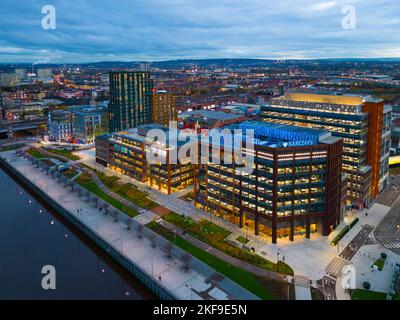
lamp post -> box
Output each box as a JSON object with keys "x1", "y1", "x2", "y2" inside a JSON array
[{"x1": 276, "y1": 252, "x2": 280, "y2": 272}]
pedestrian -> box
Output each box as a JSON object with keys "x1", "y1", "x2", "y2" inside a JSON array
[{"x1": 159, "y1": 276, "x2": 161, "y2": 281}]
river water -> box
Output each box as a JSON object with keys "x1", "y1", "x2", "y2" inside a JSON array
[{"x1": 0, "y1": 167, "x2": 154, "y2": 300}]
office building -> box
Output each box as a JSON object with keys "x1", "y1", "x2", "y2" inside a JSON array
[
  {"x1": 108, "y1": 71, "x2": 153, "y2": 132},
  {"x1": 152, "y1": 91, "x2": 177, "y2": 126},
  {"x1": 194, "y1": 121, "x2": 344, "y2": 243},
  {"x1": 95, "y1": 124, "x2": 194, "y2": 194},
  {"x1": 261, "y1": 91, "x2": 391, "y2": 206},
  {"x1": 69, "y1": 105, "x2": 108, "y2": 144}
]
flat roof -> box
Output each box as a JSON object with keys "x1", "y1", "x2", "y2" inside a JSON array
[
  {"x1": 204, "y1": 121, "x2": 340, "y2": 148},
  {"x1": 285, "y1": 89, "x2": 384, "y2": 105},
  {"x1": 179, "y1": 110, "x2": 244, "y2": 121}
]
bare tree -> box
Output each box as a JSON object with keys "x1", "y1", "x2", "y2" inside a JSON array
[
  {"x1": 163, "y1": 243, "x2": 173, "y2": 259},
  {"x1": 136, "y1": 224, "x2": 143, "y2": 238},
  {"x1": 182, "y1": 254, "x2": 191, "y2": 272},
  {"x1": 150, "y1": 234, "x2": 157, "y2": 248},
  {"x1": 126, "y1": 218, "x2": 133, "y2": 230},
  {"x1": 114, "y1": 210, "x2": 120, "y2": 222}
]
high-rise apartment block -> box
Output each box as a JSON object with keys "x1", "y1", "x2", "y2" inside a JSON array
[
  {"x1": 108, "y1": 71, "x2": 153, "y2": 132},
  {"x1": 261, "y1": 91, "x2": 391, "y2": 206},
  {"x1": 152, "y1": 91, "x2": 177, "y2": 126}
]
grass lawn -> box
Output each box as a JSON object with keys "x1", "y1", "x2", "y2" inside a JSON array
[
  {"x1": 0, "y1": 144, "x2": 24, "y2": 152},
  {"x1": 42, "y1": 159, "x2": 55, "y2": 167},
  {"x1": 236, "y1": 236, "x2": 249, "y2": 245},
  {"x1": 75, "y1": 172, "x2": 138, "y2": 217},
  {"x1": 93, "y1": 170, "x2": 158, "y2": 209},
  {"x1": 62, "y1": 168, "x2": 79, "y2": 179},
  {"x1": 162, "y1": 212, "x2": 294, "y2": 276},
  {"x1": 27, "y1": 148, "x2": 48, "y2": 159},
  {"x1": 183, "y1": 191, "x2": 194, "y2": 200},
  {"x1": 372, "y1": 258, "x2": 385, "y2": 271},
  {"x1": 146, "y1": 221, "x2": 277, "y2": 300},
  {"x1": 351, "y1": 289, "x2": 387, "y2": 300},
  {"x1": 45, "y1": 148, "x2": 80, "y2": 161}
]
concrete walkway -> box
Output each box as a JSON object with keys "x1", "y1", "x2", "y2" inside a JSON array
[
  {"x1": 1, "y1": 150, "x2": 258, "y2": 300},
  {"x1": 159, "y1": 219, "x2": 291, "y2": 282}
]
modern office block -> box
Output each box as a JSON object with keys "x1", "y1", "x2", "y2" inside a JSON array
[
  {"x1": 95, "y1": 124, "x2": 194, "y2": 194},
  {"x1": 194, "y1": 121, "x2": 344, "y2": 243},
  {"x1": 261, "y1": 91, "x2": 391, "y2": 206}
]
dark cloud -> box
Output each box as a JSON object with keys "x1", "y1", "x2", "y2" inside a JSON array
[{"x1": 0, "y1": 0, "x2": 399, "y2": 62}]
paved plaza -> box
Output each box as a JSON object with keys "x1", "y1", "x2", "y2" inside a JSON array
[{"x1": 336, "y1": 244, "x2": 400, "y2": 299}]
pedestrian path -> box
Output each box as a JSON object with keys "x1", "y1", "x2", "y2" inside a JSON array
[
  {"x1": 1, "y1": 150, "x2": 258, "y2": 300},
  {"x1": 325, "y1": 257, "x2": 350, "y2": 278},
  {"x1": 294, "y1": 275, "x2": 311, "y2": 300},
  {"x1": 382, "y1": 241, "x2": 400, "y2": 249}
]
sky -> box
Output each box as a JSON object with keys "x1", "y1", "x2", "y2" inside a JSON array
[{"x1": 0, "y1": 0, "x2": 399, "y2": 63}]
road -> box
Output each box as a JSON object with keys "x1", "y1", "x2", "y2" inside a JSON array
[
  {"x1": 374, "y1": 189, "x2": 400, "y2": 254},
  {"x1": 339, "y1": 225, "x2": 374, "y2": 260}
]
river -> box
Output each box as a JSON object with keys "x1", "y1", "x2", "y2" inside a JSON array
[{"x1": 0, "y1": 167, "x2": 154, "y2": 300}]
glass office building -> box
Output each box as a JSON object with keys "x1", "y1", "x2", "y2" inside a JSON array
[
  {"x1": 261, "y1": 91, "x2": 391, "y2": 206},
  {"x1": 194, "y1": 121, "x2": 344, "y2": 243},
  {"x1": 95, "y1": 124, "x2": 194, "y2": 194}
]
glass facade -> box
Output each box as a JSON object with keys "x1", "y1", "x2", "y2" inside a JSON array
[
  {"x1": 109, "y1": 71, "x2": 153, "y2": 132},
  {"x1": 194, "y1": 122, "x2": 343, "y2": 243},
  {"x1": 260, "y1": 94, "x2": 385, "y2": 205}
]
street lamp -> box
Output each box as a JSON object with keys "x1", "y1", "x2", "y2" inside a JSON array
[{"x1": 276, "y1": 252, "x2": 280, "y2": 272}]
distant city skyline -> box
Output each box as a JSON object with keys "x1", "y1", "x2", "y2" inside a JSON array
[{"x1": 0, "y1": 0, "x2": 399, "y2": 63}]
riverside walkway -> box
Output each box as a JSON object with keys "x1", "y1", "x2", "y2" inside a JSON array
[{"x1": 0, "y1": 150, "x2": 258, "y2": 300}]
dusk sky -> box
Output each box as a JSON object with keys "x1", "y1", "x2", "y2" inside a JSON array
[{"x1": 0, "y1": 0, "x2": 399, "y2": 63}]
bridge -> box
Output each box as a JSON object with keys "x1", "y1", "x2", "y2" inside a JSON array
[{"x1": 0, "y1": 119, "x2": 47, "y2": 139}]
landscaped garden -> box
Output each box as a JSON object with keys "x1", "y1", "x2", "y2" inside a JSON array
[
  {"x1": 26, "y1": 148, "x2": 48, "y2": 159},
  {"x1": 0, "y1": 144, "x2": 24, "y2": 152},
  {"x1": 75, "y1": 172, "x2": 138, "y2": 217},
  {"x1": 92, "y1": 170, "x2": 158, "y2": 210},
  {"x1": 351, "y1": 289, "x2": 387, "y2": 300},
  {"x1": 44, "y1": 148, "x2": 80, "y2": 161},
  {"x1": 62, "y1": 168, "x2": 79, "y2": 179},
  {"x1": 236, "y1": 236, "x2": 249, "y2": 245},
  {"x1": 371, "y1": 252, "x2": 388, "y2": 271},
  {"x1": 146, "y1": 220, "x2": 292, "y2": 300},
  {"x1": 330, "y1": 218, "x2": 359, "y2": 246},
  {"x1": 162, "y1": 212, "x2": 293, "y2": 275}
]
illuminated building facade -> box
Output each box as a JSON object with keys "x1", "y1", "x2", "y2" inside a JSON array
[
  {"x1": 152, "y1": 91, "x2": 177, "y2": 126},
  {"x1": 95, "y1": 125, "x2": 193, "y2": 194},
  {"x1": 108, "y1": 71, "x2": 153, "y2": 132},
  {"x1": 194, "y1": 121, "x2": 344, "y2": 243},
  {"x1": 261, "y1": 91, "x2": 391, "y2": 206}
]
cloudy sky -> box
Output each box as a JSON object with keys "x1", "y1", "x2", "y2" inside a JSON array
[{"x1": 0, "y1": 0, "x2": 399, "y2": 63}]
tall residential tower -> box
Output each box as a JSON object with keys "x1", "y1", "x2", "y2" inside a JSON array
[{"x1": 108, "y1": 71, "x2": 153, "y2": 132}]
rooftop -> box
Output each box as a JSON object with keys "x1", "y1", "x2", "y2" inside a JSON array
[
  {"x1": 201, "y1": 121, "x2": 339, "y2": 149},
  {"x1": 284, "y1": 88, "x2": 384, "y2": 105},
  {"x1": 237, "y1": 121, "x2": 336, "y2": 147},
  {"x1": 179, "y1": 110, "x2": 244, "y2": 121}
]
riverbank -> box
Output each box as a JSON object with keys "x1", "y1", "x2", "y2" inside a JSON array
[{"x1": 0, "y1": 150, "x2": 258, "y2": 300}]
